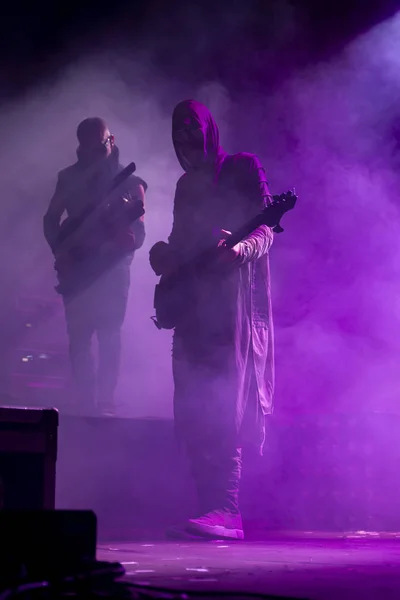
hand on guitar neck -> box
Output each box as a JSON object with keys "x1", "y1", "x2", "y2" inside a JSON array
[{"x1": 215, "y1": 229, "x2": 241, "y2": 265}]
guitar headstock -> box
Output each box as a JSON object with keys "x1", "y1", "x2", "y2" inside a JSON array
[{"x1": 263, "y1": 189, "x2": 297, "y2": 233}]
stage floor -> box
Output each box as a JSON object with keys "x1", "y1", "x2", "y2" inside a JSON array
[{"x1": 97, "y1": 532, "x2": 400, "y2": 599}]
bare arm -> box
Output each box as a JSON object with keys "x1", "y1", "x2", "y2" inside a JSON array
[{"x1": 43, "y1": 176, "x2": 66, "y2": 254}]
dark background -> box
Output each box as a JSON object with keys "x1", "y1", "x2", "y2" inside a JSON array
[
  {"x1": 1, "y1": 0, "x2": 399, "y2": 535},
  {"x1": 1, "y1": 0, "x2": 399, "y2": 101}
]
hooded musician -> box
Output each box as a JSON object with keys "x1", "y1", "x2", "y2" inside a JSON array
[{"x1": 149, "y1": 100, "x2": 274, "y2": 540}]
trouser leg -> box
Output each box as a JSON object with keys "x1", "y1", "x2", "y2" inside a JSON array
[
  {"x1": 64, "y1": 296, "x2": 96, "y2": 409},
  {"x1": 96, "y1": 325, "x2": 122, "y2": 409},
  {"x1": 187, "y1": 441, "x2": 242, "y2": 515},
  {"x1": 95, "y1": 266, "x2": 130, "y2": 411}
]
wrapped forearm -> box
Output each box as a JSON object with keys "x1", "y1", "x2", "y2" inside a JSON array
[{"x1": 235, "y1": 225, "x2": 273, "y2": 266}]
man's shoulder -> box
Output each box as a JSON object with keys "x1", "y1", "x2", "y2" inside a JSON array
[
  {"x1": 176, "y1": 173, "x2": 187, "y2": 186},
  {"x1": 225, "y1": 152, "x2": 261, "y2": 169},
  {"x1": 57, "y1": 162, "x2": 80, "y2": 182},
  {"x1": 220, "y1": 153, "x2": 264, "y2": 184},
  {"x1": 174, "y1": 173, "x2": 190, "y2": 193},
  {"x1": 118, "y1": 164, "x2": 148, "y2": 192},
  {"x1": 231, "y1": 151, "x2": 258, "y2": 160},
  {"x1": 130, "y1": 174, "x2": 148, "y2": 191}
]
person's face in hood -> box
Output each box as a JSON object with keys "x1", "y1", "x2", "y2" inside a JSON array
[{"x1": 172, "y1": 100, "x2": 222, "y2": 172}]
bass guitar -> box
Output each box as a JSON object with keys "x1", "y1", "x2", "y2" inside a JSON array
[
  {"x1": 54, "y1": 162, "x2": 145, "y2": 296},
  {"x1": 152, "y1": 189, "x2": 297, "y2": 330}
]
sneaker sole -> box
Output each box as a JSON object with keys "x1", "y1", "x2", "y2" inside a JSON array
[
  {"x1": 166, "y1": 525, "x2": 207, "y2": 541},
  {"x1": 187, "y1": 521, "x2": 244, "y2": 540}
]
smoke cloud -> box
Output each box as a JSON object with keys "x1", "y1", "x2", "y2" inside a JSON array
[{"x1": 1, "y1": 7, "x2": 400, "y2": 422}]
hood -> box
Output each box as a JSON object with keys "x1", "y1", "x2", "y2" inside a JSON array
[{"x1": 172, "y1": 99, "x2": 225, "y2": 172}]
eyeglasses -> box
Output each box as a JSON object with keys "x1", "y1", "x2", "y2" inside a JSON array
[{"x1": 103, "y1": 135, "x2": 114, "y2": 147}]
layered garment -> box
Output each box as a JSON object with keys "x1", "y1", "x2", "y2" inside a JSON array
[{"x1": 169, "y1": 100, "x2": 274, "y2": 458}]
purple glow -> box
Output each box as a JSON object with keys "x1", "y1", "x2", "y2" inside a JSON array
[{"x1": 1, "y1": 5, "x2": 400, "y2": 538}]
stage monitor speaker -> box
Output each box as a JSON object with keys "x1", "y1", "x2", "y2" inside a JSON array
[
  {"x1": 0, "y1": 405, "x2": 58, "y2": 509},
  {"x1": 0, "y1": 510, "x2": 97, "y2": 588}
]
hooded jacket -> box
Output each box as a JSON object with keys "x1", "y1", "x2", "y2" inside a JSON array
[{"x1": 169, "y1": 100, "x2": 274, "y2": 451}]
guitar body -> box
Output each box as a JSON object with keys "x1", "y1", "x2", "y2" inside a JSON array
[
  {"x1": 153, "y1": 279, "x2": 182, "y2": 330},
  {"x1": 55, "y1": 201, "x2": 145, "y2": 296},
  {"x1": 55, "y1": 243, "x2": 103, "y2": 296},
  {"x1": 154, "y1": 267, "x2": 199, "y2": 330},
  {"x1": 53, "y1": 162, "x2": 143, "y2": 297}
]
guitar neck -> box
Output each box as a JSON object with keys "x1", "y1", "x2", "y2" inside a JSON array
[
  {"x1": 58, "y1": 163, "x2": 137, "y2": 250},
  {"x1": 224, "y1": 213, "x2": 265, "y2": 249}
]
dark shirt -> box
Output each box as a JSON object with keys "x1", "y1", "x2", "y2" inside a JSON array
[{"x1": 44, "y1": 155, "x2": 147, "y2": 260}]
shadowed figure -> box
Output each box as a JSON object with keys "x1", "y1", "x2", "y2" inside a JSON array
[
  {"x1": 150, "y1": 100, "x2": 274, "y2": 540},
  {"x1": 44, "y1": 117, "x2": 147, "y2": 415}
]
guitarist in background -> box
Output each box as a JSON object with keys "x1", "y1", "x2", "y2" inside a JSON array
[
  {"x1": 149, "y1": 100, "x2": 274, "y2": 540},
  {"x1": 43, "y1": 117, "x2": 147, "y2": 416}
]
